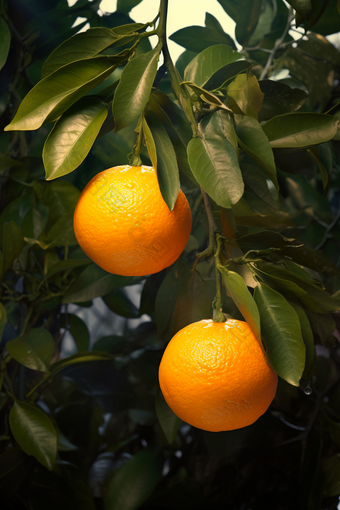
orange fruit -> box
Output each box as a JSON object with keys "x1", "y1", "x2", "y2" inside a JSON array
[
  {"x1": 73, "y1": 165, "x2": 192, "y2": 276},
  {"x1": 159, "y1": 319, "x2": 278, "y2": 432}
]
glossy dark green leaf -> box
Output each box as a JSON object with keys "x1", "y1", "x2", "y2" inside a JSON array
[
  {"x1": 41, "y1": 28, "x2": 135, "y2": 78},
  {"x1": 47, "y1": 212, "x2": 77, "y2": 247},
  {"x1": 103, "y1": 288, "x2": 139, "y2": 318},
  {"x1": 287, "y1": 0, "x2": 312, "y2": 18},
  {"x1": 247, "y1": 0, "x2": 277, "y2": 46},
  {"x1": 232, "y1": 197, "x2": 294, "y2": 229},
  {"x1": 60, "y1": 313, "x2": 90, "y2": 351},
  {"x1": 62, "y1": 263, "x2": 140, "y2": 303},
  {"x1": 117, "y1": 0, "x2": 143, "y2": 12},
  {"x1": 187, "y1": 112, "x2": 243, "y2": 208},
  {"x1": 259, "y1": 80, "x2": 308, "y2": 122},
  {"x1": 104, "y1": 448, "x2": 162, "y2": 510},
  {"x1": 151, "y1": 89, "x2": 192, "y2": 146},
  {"x1": 227, "y1": 72, "x2": 264, "y2": 119},
  {"x1": 287, "y1": 300, "x2": 315, "y2": 380},
  {"x1": 217, "y1": 0, "x2": 263, "y2": 45},
  {"x1": 43, "y1": 97, "x2": 108, "y2": 180},
  {"x1": 308, "y1": 142, "x2": 332, "y2": 195},
  {"x1": 234, "y1": 114, "x2": 278, "y2": 190},
  {"x1": 50, "y1": 351, "x2": 115, "y2": 376},
  {"x1": 184, "y1": 45, "x2": 243, "y2": 88},
  {"x1": 37, "y1": 180, "x2": 80, "y2": 225},
  {"x1": 254, "y1": 282, "x2": 305, "y2": 386},
  {"x1": 113, "y1": 45, "x2": 161, "y2": 132},
  {"x1": 2, "y1": 221, "x2": 24, "y2": 277},
  {"x1": 182, "y1": 81, "x2": 232, "y2": 111},
  {"x1": 173, "y1": 270, "x2": 211, "y2": 333},
  {"x1": 0, "y1": 302, "x2": 6, "y2": 343},
  {"x1": 262, "y1": 113, "x2": 339, "y2": 148},
  {"x1": 5, "y1": 56, "x2": 123, "y2": 132},
  {"x1": 0, "y1": 17, "x2": 11, "y2": 71},
  {"x1": 21, "y1": 203, "x2": 48, "y2": 239},
  {"x1": 43, "y1": 258, "x2": 91, "y2": 280},
  {"x1": 219, "y1": 267, "x2": 261, "y2": 344},
  {"x1": 142, "y1": 116, "x2": 157, "y2": 170},
  {"x1": 9, "y1": 401, "x2": 57, "y2": 471},
  {"x1": 237, "y1": 231, "x2": 340, "y2": 275},
  {"x1": 253, "y1": 261, "x2": 340, "y2": 313},
  {"x1": 146, "y1": 113, "x2": 180, "y2": 211},
  {"x1": 155, "y1": 259, "x2": 191, "y2": 337},
  {"x1": 323, "y1": 454, "x2": 340, "y2": 496},
  {"x1": 6, "y1": 328, "x2": 54, "y2": 373},
  {"x1": 170, "y1": 26, "x2": 236, "y2": 52},
  {"x1": 92, "y1": 335, "x2": 126, "y2": 354},
  {"x1": 155, "y1": 390, "x2": 182, "y2": 444},
  {"x1": 241, "y1": 163, "x2": 278, "y2": 210}
]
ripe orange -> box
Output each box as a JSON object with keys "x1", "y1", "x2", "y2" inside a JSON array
[
  {"x1": 73, "y1": 165, "x2": 192, "y2": 276},
  {"x1": 159, "y1": 319, "x2": 278, "y2": 432}
]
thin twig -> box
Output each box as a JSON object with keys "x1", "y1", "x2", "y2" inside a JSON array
[
  {"x1": 259, "y1": 10, "x2": 295, "y2": 80},
  {"x1": 314, "y1": 207, "x2": 340, "y2": 250}
]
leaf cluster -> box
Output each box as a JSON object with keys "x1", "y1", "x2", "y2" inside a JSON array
[{"x1": 1, "y1": 0, "x2": 340, "y2": 509}]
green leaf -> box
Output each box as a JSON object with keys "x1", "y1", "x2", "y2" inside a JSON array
[
  {"x1": 173, "y1": 270, "x2": 211, "y2": 333},
  {"x1": 9, "y1": 401, "x2": 57, "y2": 471},
  {"x1": 308, "y1": 143, "x2": 332, "y2": 195},
  {"x1": 1, "y1": 221, "x2": 24, "y2": 277},
  {"x1": 323, "y1": 454, "x2": 340, "y2": 496},
  {"x1": 150, "y1": 89, "x2": 192, "y2": 146},
  {"x1": 43, "y1": 97, "x2": 108, "y2": 180},
  {"x1": 43, "y1": 258, "x2": 91, "y2": 280},
  {"x1": 21, "y1": 203, "x2": 48, "y2": 240},
  {"x1": 182, "y1": 81, "x2": 233, "y2": 111},
  {"x1": 184, "y1": 45, "x2": 243, "y2": 88},
  {"x1": 187, "y1": 112, "x2": 243, "y2": 208},
  {"x1": 0, "y1": 17, "x2": 11, "y2": 71},
  {"x1": 6, "y1": 328, "x2": 54, "y2": 373},
  {"x1": 287, "y1": 0, "x2": 312, "y2": 18},
  {"x1": 117, "y1": 0, "x2": 143, "y2": 12},
  {"x1": 155, "y1": 259, "x2": 191, "y2": 337},
  {"x1": 50, "y1": 351, "x2": 115, "y2": 376},
  {"x1": 219, "y1": 267, "x2": 261, "y2": 345},
  {"x1": 217, "y1": 0, "x2": 263, "y2": 45},
  {"x1": 170, "y1": 26, "x2": 236, "y2": 52},
  {"x1": 262, "y1": 113, "x2": 339, "y2": 148},
  {"x1": 37, "y1": 180, "x2": 80, "y2": 225},
  {"x1": 241, "y1": 163, "x2": 279, "y2": 210},
  {"x1": 227, "y1": 72, "x2": 264, "y2": 119},
  {"x1": 146, "y1": 113, "x2": 180, "y2": 211},
  {"x1": 46, "y1": 212, "x2": 77, "y2": 247},
  {"x1": 62, "y1": 263, "x2": 140, "y2": 303},
  {"x1": 113, "y1": 45, "x2": 161, "y2": 132},
  {"x1": 0, "y1": 302, "x2": 6, "y2": 343},
  {"x1": 287, "y1": 300, "x2": 315, "y2": 380},
  {"x1": 103, "y1": 288, "x2": 139, "y2": 318},
  {"x1": 60, "y1": 313, "x2": 90, "y2": 351},
  {"x1": 155, "y1": 390, "x2": 182, "y2": 444},
  {"x1": 104, "y1": 448, "x2": 162, "y2": 510},
  {"x1": 252, "y1": 261, "x2": 340, "y2": 314},
  {"x1": 259, "y1": 80, "x2": 308, "y2": 122},
  {"x1": 237, "y1": 231, "x2": 340, "y2": 275},
  {"x1": 5, "y1": 56, "x2": 123, "y2": 132},
  {"x1": 142, "y1": 116, "x2": 157, "y2": 170},
  {"x1": 254, "y1": 282, "x2": 305, "y2": 386},
  {"x1": 92, "y1": 335, "x2": 126, "y2": 354},
  {"x1": 234, "y1": 114, "x2": 278, "y2": 190},
  {"x1": 41, "y1": 28, "x2": 135, "y2": 78}
]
